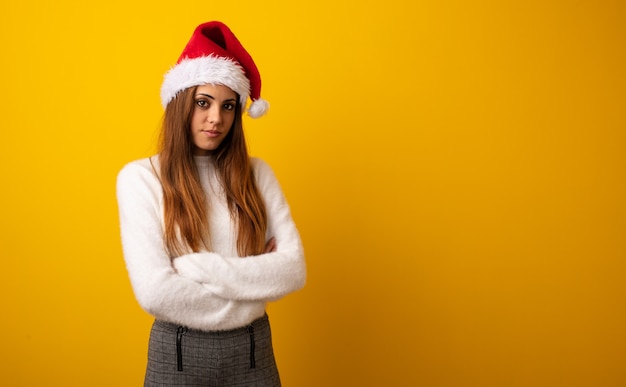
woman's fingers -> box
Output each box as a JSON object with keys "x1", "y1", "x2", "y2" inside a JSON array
[{"x1": 264, "y1": 237, "x2": 277, "y2": 253}]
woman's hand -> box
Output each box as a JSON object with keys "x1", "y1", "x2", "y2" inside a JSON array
[{"x1": 264, "y1": 237, "x2": 277, "y2": 253}]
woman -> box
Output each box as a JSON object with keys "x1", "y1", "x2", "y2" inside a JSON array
[{"x1": 116, "y1": 21, "x2": 306, "y2": 386}]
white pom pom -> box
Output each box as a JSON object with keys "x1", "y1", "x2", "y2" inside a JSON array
[{"x1": 247, "y1": 98, "x2": 269, "y2": 118}]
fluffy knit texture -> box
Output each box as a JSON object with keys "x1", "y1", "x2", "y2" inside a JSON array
[{"x1": 116, "y1": 156, "x2": 306, "y2": 331}]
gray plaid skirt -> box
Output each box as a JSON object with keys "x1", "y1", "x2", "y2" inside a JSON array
[{"x1": 144, "y1": 314, "x2": 281, "y2": 386}]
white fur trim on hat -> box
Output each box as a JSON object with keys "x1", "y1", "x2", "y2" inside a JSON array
[
  {"x1": 247, "y1": 98, "x2": 269, "y2": 118},
  {"x1": 160, "y1": 55, "x2": 250, "y2": 109}
]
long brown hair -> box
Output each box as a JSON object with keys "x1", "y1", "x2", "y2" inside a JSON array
[{"x1": 158, "y1": 86, "x2": 267, "y2": 257}]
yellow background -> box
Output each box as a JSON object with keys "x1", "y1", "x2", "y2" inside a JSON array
[{"x1": 1, "y1": 0, "x2": 625, "y2": 386}]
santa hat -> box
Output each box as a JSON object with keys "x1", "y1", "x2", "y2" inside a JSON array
[{"x1": 160, "y1": 21, "x2": 269, "y2": 118}]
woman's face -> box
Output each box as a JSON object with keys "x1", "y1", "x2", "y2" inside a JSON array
[{"x1": 190, "y1": 84, "x2": 237, "y2": 155}]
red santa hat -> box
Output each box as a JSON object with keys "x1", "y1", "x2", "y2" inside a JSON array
[{"x1": 160, "y1": 21, "x2": 269, "y2": 118}]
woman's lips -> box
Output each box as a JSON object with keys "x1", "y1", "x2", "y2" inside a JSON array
[{"x1": 202, "y1": 130, "x2": 221, "y2": 138}]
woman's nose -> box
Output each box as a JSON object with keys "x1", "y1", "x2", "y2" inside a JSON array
[{"x1": 208, "y1": 107, "x2": 222, "y2": 124}]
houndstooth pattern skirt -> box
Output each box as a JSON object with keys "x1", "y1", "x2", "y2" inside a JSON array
[{"x1": 144, "y1": 314, "x2": 281, "y2": 386}]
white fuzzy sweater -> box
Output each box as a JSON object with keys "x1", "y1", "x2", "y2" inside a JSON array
[{"x1": 116, "y1": 155, "x2": 306, "y2": 331}]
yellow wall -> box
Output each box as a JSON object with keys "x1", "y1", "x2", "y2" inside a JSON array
[{"x1": 1, "y1": 1, "x2": 624, "y2": 386}]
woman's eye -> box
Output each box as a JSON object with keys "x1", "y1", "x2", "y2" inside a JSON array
[
  {"x1": 196, "y1": 100, "x2": 208, "y2": 108},
  {"x1": 223, "y1": 103, "x2": 235, "y2": 111}
]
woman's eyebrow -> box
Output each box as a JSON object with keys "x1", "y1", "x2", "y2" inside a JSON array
[
  {"x1": 196, "y1": 93, "x2": 215, "y2": 99},
  {"x1": 196, "y1": 93, "x2": 236, "y2": 102}
]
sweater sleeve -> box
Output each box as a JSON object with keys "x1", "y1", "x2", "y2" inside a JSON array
[
  {"x1": 116, "y1": 159, "x2": 261, "y2": 329},
  {"x1": 172, "y1": 158, "x2": 306, "y2": 301}
]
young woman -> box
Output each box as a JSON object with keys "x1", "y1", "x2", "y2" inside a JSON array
[{"x1": 116, "y1": 21, "x2": 306, "y2": 386}]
